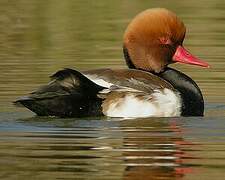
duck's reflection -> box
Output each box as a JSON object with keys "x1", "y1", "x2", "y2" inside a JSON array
[
  {"x1": 120, "y1": 118, "x2": 196, "y2": 179},
  {"x1": 16, "y1": 116, "x2": 197, "y2": 179}
]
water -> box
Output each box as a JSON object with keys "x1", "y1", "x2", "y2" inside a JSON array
[{"x1": 0, "y1": 0, "x2": 225, "y2": 179}]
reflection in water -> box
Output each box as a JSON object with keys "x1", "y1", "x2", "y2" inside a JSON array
[
  {"x1": 121, "y1": 119, "x2": 194, "y2": 179},
  {"x1": 1, "y1": 115, "x2": 225, "y2": 179}
]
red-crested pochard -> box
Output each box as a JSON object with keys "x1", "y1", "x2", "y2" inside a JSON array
[{"x1": 15, "y1": 8, "x2": 209, "y2": 118}]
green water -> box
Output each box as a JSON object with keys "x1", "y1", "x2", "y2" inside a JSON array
[{"x1": 0, "y1": 0, "x2": 225, "y2": 179}]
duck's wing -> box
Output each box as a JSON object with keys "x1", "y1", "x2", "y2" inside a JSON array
[
  {"x1": 14, "y1": 68, "x2": 105, "y2": 117},
  {"x1": 83, "y1": 69, "x2": 181, "y2": 118},
  {"x1": 33, "y1": 68, "x2": 104, "y2": 97},
  {"x1": 83, "y1": 68, "x2": 174, "y2": 93}
]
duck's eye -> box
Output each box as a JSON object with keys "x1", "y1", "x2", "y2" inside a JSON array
[{"x1": 158, "y1": 37, "x2": 172, "y2": 45}]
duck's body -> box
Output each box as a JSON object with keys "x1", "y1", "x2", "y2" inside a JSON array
[
  {"x1": 15, "y1": 67, "x2": 204, "y2": 117},
  {"x1": 15, "y1": 8, "x2": 209, "y2": 118}
]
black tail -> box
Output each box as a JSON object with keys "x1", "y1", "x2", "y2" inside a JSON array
[{"x1": 14, "y1": 68, "x2": 105, "y2": 117}]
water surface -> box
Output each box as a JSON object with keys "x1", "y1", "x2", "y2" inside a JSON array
[{"x1": 0, "y1": 0, "x2": 225, "y2": 179}]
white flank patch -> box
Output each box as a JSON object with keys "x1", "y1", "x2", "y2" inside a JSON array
[
  {"x1": 104, "y1": 88, "x2": 182, "y2": 118},
  {"x1": 84, "y1": 74, "x2": 114, "y2": 88}
]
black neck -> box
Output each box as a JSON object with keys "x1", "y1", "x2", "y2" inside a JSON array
[
  {"x1": 123, "y1": 45, "x2": 136, "y2": 69},
  {"x1": 158, "y1": 67, "x2": 204, "y2": 116}
]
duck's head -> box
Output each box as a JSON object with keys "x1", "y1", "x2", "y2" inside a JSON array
[{"x1": 123, "y1": 8, "x2": 209, "y2": 73}]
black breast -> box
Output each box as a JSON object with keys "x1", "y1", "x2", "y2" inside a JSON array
[{"x1": 158, "y1": 67, "x2": 204, "y2": 116}]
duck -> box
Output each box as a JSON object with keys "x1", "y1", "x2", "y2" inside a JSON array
[{"x1": 15, "y1": 8, "x2": 209, "y2": 118}]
